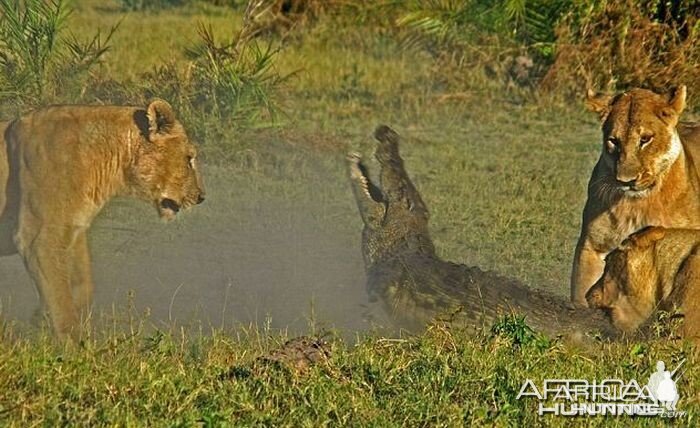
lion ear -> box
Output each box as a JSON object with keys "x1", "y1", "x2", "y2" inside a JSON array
[
  {"x1": 147, "y1": 99, "x2": 176, "y2": 138},
  {"x1": 584, "y1": 89, "x2": 612, "y2": 121},
  {"x1": 667, "y1": 85, "x2": 687, "y2": 115}
]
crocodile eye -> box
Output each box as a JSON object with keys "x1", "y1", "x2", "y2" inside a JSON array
[
  {"x1": 606, "y1": 137, "x2": 618, "y2": 153},
  {"x1": 639, "y1": 134, "x2": 653, "y2": 147}
]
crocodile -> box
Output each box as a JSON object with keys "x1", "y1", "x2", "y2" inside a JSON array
[{"x1": 348, "y1": 125, "x2": 615, "y2": 338}]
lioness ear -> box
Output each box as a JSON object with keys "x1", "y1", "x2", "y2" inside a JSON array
[
  {"x1": 584, "y1": 89, "x2": 612, "y2": 120},
  {"x1": 602, "y1": 277, "x2": 620, "y2": 302},
  {"x1": 667, "y1": 85, "x2": 687, "y2": 115},
  {"x1": 147, "y1": 99, "x2": 176, "y2": 138}
]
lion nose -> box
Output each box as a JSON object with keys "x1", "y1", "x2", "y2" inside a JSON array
[{"x1": 197, "y1": 194, "x2": 205, "y2": 204}]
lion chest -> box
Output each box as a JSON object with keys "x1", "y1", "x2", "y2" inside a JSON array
[{"x1": 590, "y1": 196, "x2": 698, "y2": 253}]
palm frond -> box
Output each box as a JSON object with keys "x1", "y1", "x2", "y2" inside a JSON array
[{"x1": 0, "y1": 0, "x2": 115, "y2": 107}]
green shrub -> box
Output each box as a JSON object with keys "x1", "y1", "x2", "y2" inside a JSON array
[
  {"x1": 396, "y1": 0, "x2": 572, "y2": 61},
  {"x1": 134, "y1": 7, "x2": 289, "y2": 146},
  {"x1": 391, "y1": 0, "x2": 573, "y2": 91},
  {"x1": 490, "y1": 314, "x2": 549, "y2": 350},
  {"x1": 182, "y1": 23, "x2": 286, "y2": 125},
  {"x1": 541, "y1": 0, "x2": 699, "y2": 107},
  {"x1": 0, "y1": 0, "x2": 117, "y2": 113},
  {"x1": 392, "y1": 0, "x2": 699, "y2": 107},
  {"x1": 80, "y1": 1, "x2": 287, "y2": 154}
]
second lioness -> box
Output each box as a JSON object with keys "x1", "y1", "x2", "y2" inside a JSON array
[
  {"x1": 0, "y1": 100, "x2": 205, "y2": 339},
  {"x1": 586, "y1": 227, "x2": 700, "y2": 343},
  {"x1": 348, "y1": 126, "x2": 613, "y2": 337},
  {"x1": 571, "y1": 85, "x2": 700, "y2": 307}
]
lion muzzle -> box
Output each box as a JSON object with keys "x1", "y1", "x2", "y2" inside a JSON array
[{"x1": 158, "y1": 198, "x2": 181, "y2": 220}]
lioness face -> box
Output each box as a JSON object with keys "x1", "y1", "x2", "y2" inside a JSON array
[
  {"x1": 142, "y1": 135, "x2": 205, "y2": 221},
  {"x1": 586, "y1": 87, "x2": 686, "y2": 197},
  {"x1": 586, "y1": 248, "x2": 654, "y2": 332},
  {"x1": 586, "y1": 250, "x2": 623, "y2": 307},
  {"x1": 132, "y1": 100, "x2": 205, "y2": 221}
]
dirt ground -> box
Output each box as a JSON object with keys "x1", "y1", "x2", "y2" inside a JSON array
[{"x1": 0, "y1": 148, "x2": 392, "y2": 337}]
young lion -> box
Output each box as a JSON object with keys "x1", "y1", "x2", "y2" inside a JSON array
[
  {"x1": 571, "y1": 85, "x2": 700, "y2": 307},
  {"x1": 586, "y1": 227, "x2": 700, "y2": 343},
  {"x1": 0, "y1": 100, "x2": 205, "y2": 339}
]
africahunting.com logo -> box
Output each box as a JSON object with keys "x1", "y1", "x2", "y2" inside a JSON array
[{"x1": 517, "y1": 360, "x2": 686, "y2": 418}]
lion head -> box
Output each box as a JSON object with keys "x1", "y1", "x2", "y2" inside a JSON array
[
  {"x1": 585, "y1": 227, "x2": 667, "y2": 331},
  {"x1": 128, "y1": 99, "x2": 205, "y2": 220},
  {"x1": 585, "y1": 86, "x2": 687, "y2": 198}
]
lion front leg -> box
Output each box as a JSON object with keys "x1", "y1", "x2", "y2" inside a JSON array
[
  {"x1": 71, "y1": 231, "x2": 94, "y2": 322},
  {"x1": 15, "y1": 224, "x2": 81, "y2": 340},
  {"x1": 571, "y1": 238, "x2": 607, "y2": 307}
]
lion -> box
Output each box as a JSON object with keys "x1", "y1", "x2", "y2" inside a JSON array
[
  {"x1": 586, "y1": 227, "x2": 700, "y2": 343},
  {"x1": 0, "y1": 100, "x2": 205, "y2": 339},
  {"x1": 571, "y1": 85, "x2": 700, "y2": 307}
]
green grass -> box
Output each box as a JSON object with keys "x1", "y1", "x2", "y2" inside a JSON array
[
  {"x1": 1, "y1": 324, "x2": 697, "y2": 426},
  {"x1": 71, "y1": 1, "x2": 241, "y2": 79},
  {"x1": 2, "y1": 0, "x2": 700, "y2": 425}
]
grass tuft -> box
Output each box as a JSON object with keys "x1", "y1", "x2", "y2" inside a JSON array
[{"x1": 0, "y1": 0, "x2": 117, "y2": 113}]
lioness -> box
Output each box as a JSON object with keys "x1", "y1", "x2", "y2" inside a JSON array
[
  {"x1": 0, "y1": 100, "x2": 205, "y2": 339},
  {"x1": 571, "y1": 85, "x2": 700, "y2": 306},
  {"x1": 586, "y1": 227, "x2": 700, "y2": 343}
]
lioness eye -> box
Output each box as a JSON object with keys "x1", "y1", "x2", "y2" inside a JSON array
[
  {"x1": 639, "y1": 135, "x2": 653, "y2": 147},
  {"x1": 187, "y1": 156, "x2": 195, "y2": 168},
  {"x1": 605, "y1": 137, "x2": 618, "y2": 153}
]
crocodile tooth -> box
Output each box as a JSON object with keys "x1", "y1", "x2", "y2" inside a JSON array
[{"x1": 360, "y1": 176, "x2": 372, "y2": 198}]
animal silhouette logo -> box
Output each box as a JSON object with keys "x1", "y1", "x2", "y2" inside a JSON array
[{"x1": 647, "y1": 360, "x2": 684, "y2": 411}]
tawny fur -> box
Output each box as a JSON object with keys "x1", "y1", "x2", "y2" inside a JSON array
[
  {"x1": 571, "y1": 85, "x2": 700, "y2": 306},
  {"x1": 0, "y1": 100, "x2": 205, "y2": 339},
  {"x1": 586, "y1": 227, "x2": 700, "y2": 343}
]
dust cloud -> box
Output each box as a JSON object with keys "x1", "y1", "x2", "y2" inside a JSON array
[{"x1": 0, "y1": 153, "x2": 392, "y2": 338}]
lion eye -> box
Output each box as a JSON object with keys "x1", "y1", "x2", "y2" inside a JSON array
[
  {"x1": 605, "y1": 137, "x2": 618, "y2": 153},
  {"x1": 639, "y1": 135, "x2": 653, "y2": 147},
  {"x1": 187, "y1": 156, "x2": 195, "y2": 169}
]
